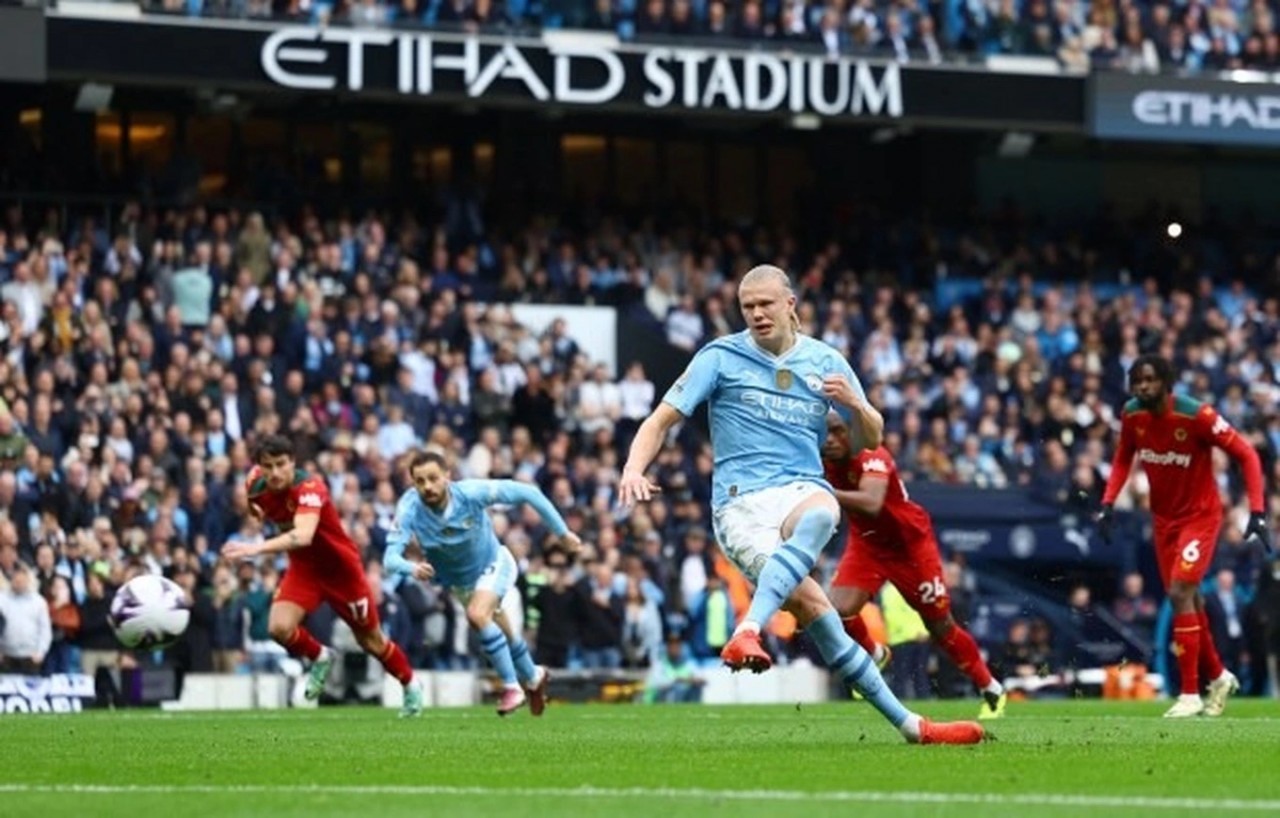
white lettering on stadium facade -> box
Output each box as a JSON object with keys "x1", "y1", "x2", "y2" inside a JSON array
[
  {"x1": 260, "y1": 28, "x2": 902, "y2": 119},
  {"x1": 1132, "y1": 91, "x2": 1280, "y2": 131}
]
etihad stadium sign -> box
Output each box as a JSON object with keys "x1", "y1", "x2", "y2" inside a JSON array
[
  {"x1": 259, "y1": 27, "x2": 903, "y2": 118},
  {"x1": 46, "y1": 15, "x2": 1083, "y2": 131},
  {"x1": 1090, "y1": 71, "x2": 1280, "y2": 147}
]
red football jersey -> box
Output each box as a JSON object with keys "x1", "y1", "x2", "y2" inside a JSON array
[
  {"x1": 824, "y1": 446, "x2": 934, "y2": 549},
  {"x1": 245, "y1": 466, "x2": 360, "y2": 569},
  {"x1": 1103, "y1": 394, "x2": 1264, "y2": 521}
]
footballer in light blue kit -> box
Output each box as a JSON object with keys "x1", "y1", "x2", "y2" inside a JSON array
[
  {"x1": 619, "y1": 265, "x2": 983, "y2": 745},
  {"x1": 384, "y1": 450, "x2": 582, "y2": 717}
]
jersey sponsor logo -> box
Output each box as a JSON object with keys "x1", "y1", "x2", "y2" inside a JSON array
[
  {"x1": 1211, "y1": 415, "x2": 1230, "y2": 436},
  {"x1": 863, "y1": 458, "x2": 889, "y2": 474},
  {"x1": 1137, "y1": 448, "x2": 1192, "y2": 468},
  {"x1": 741, "y1": 389, "x2": 827, "y2": 424},
  {"x1": 298, "y1": 491, "x2": 324, "y2": 508}
]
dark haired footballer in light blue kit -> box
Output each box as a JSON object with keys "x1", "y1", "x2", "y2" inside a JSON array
[{"x1": 385, "y1": 450, "x2": 582, "y2": 717}]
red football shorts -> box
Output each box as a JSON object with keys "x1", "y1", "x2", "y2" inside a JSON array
[
  {"x1": 1153, "y1": 515, "x2": 1221, "y2": 588},
  {"x1": 275, "y1": 556, "x2": 381, "y2": 632},
  {"x1": 833, "y1": 534, "x2": 951, "y2": 622}
]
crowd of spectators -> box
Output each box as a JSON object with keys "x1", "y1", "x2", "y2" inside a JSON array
[
  {"x1": 126, "y1": 0, "x2": 1280, "y2": 74},
  {"x1": 0, "y1": 189, "x2": 1277, "y2": 701}
]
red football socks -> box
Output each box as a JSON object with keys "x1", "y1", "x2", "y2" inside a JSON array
[
  {"x1": 379, "y1": 642, "x2": 415, "y2": 686},
  {"x1": 842, "y1": 615, "x2": 877, "y2": 654},
  {"x1": 1172, "y1": 612, "x2": 1202, "y2": 695},
  {"x1": 1197, "y1": 609, "x2": 1225, "y2": 682},
  {"x1": 284, "y1": 627, "x2": 323, "y2": 661},
  {"x1": 936, "y1": 625, "x2": 995, "y2": 690}
]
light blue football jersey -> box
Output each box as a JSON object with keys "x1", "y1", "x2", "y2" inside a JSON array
[
  {"x1": 662, "y1": 331, "x2": 864, "y2": 510},
  {"x1": 383, "y1": 479, "x2": 568, "y2": 589}
]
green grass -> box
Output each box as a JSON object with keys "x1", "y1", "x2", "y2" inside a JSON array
[{"x1": 3, "y1": 699, "x2": 1280, "y2": 817}]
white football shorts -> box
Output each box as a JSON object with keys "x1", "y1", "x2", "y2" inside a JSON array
[
  {"x1": 712, "y1": 481, "x2": 830, "y2": 583},
  {"x1": 451, "y1": 546, "x2": 518, "y2": 606}
]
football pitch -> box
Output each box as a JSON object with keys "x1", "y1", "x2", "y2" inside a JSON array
[{"x1": 3, "y1": 700, "x2": 1279, "y2": 817}]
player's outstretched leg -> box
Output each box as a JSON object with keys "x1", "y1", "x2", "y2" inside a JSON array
[
  {"x1": 842, "y1": 615, "x2": 892, "y2": 670},
  {"x1": 509, "y1": 635, "x2": 549, "y2": 716},
  {"x1": 725, "y1": 505, "x2": 838, "y2": 672},
  {"x1": 1198, "y1": 608, "x2": 1238, "y2": 717},
  {"x1": 478, "y1": 622, "x2": 527, "y2": 716},
  {"x1": 352, "y1": 628, "x2": 422, "y2": 717},
  {"x1": 275, "y1": 625, "x2": 333, "y2": 701},
  {"x1": 803, "y1": 601, "x2": 983, "y2": 745},
  {"x1": 496, "y1": 610, "x2": 548, "y2": 716},
  {"x1": 927, "y1": 619, "x2": 1005, "y2": 719},
  {"x1": 1166, "y1": 583, "x2": 1206, "y2": 718}
]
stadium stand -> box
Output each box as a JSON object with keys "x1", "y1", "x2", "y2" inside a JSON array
[{"x1": 116, "y1": 0, "x2": 1280, "y2": 75}]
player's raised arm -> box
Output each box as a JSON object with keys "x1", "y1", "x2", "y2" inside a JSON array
[
  {"x1": 478, "y1": 480, "x2": 582, "y2": 554},
  {"x1": 833, "y1": 463, "x2": 890, "y2": 517},
  {"x1": 1197, "y1": 405, "x2": 1270, "y2": 547},
  {"x1": 825, "y1": 356, "x2": 883, "y2": 452},
  {"x1": 223, "y1": 482, "x2": 323, "y2": 561},
  {"x1": 621, "y1": 346, "x2": 719, "y2": 505}
]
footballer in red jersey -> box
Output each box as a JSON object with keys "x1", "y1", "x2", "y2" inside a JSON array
[
  {"x1": 222, "y1": 434, "x2": 423, "y2": 716},
  {"x1": 821, "y1": 415, "x2": 1006, "y2": 719},
  {"x1": 1098, "y1": 354, "x2": 1269, "y2": 718}
]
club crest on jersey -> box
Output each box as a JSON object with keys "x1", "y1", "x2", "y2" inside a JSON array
[
  {"x1": 804, "y1": 374, "x2": 823, "y2": 391},
  {"x1": 1174, "y1": 428, "x2": 1187, "y2": 441},
  {"x1": 776, "y1": 369, "x2": 793, "y2": 390}
]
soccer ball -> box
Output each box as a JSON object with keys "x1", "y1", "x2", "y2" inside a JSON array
[{"x1": 108, "y1": 575, "x2": 192, "y2": 650}]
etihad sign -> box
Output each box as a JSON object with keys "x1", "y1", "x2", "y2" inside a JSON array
[
  {"x1": 259, "y1": 28, "x2": 903, "y2": 118},
  {"x1": 1132, "y1": 90, "x2": 1280, "y2": 131}
]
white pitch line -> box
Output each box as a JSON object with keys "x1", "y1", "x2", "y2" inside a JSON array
[{"x1": 0, "y1": 783, "x2": 1276, "y2": 811}]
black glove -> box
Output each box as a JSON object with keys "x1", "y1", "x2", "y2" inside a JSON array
[
  {"x1": 1244, "y1": 512, "x2": 1272, "y2": 554},
  {"x1": 1094, "y1": 504, "x2": 1114, "y2": 544}
]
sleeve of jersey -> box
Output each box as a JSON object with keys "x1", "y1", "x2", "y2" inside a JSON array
[
  {"x1": 382, "y1": 493, "x2": 418, "y2": 577},
  {"x1": 1101, "y1": 415, "x2": 1136, "y2": 506},
  {"x1": 857, "y1": 450, "x2": 892, "y2": 482},
  {"x1": 484, "y1": 480, "x2": 570, "y2": 537},
  {"x1": 1199, "y1": 407, "x2": 1266, "y2": 512},
  {"x1": 293, "y1": 479, "x2": 327, "y2": 516},
  {"x1": 661, "y1": 346, "x2": 719, "y2": 417}
]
